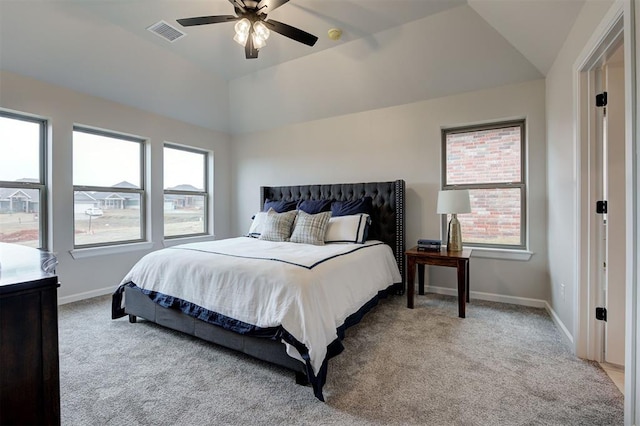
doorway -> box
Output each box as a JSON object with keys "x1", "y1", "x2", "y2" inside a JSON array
[
  {"x1": 576, "y1": 13, "x2": 625, "y2": 385},
  {"x1": 600, "y1": 44, "x2": 626, "y2": 369},
  {"x1": 595, "y1": 43, "x2": 626, "y2": 391}
]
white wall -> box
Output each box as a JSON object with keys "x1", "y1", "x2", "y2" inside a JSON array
[
  {"x1": 545, "y1": 0, "x2": 615, "y2": 338},
  {"x1": 0, "y1": 1, "x2": 232, "y2": 133},
  {"x1": 232, "y1": 79, "x2": 549, "y2": 302},
  {"x1": 0, "y1": 70, "x2": 233, "y2": 302},
  {"x1": 228, "y1": 4, "x2": 542, "y2": 134}
]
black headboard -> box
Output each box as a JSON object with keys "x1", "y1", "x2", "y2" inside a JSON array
[{"x1": 261, "y1": 180, "x2": 406, "y2": 286}]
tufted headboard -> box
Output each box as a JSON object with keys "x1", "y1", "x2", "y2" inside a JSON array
[{"x1": 261, "y1": 180, "x2": 406, "y2": 288}]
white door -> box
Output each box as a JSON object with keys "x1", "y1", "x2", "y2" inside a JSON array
[
  {"x1": 597, "y1": 45, "x2": 626, "y2": 367},
  {"x1": 603, "y1": 49, "x2": 625, "y2": 367}
]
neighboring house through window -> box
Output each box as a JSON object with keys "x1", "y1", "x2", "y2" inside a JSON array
[
  {"x1": 73, "y1": 127, "x2": 146, "y2": 247},
  {"x1": 441, "y1": 120, "x2": 526, "y2": 249},
  {"x1": 0, "y1": 110, "x2": 47, "y2": 249},
  {"x1": 163, "y1": 144, "x2": 209, "y2": 238}
]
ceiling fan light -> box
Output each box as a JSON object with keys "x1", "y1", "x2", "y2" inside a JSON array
[
  {"x1": 234, "y1": 31, "x2": 248, "y2": 46},
  {"x1": 234, "y1": 18, "x2": 251, "y2": 35},
  {"x1": 252, "y1": 32, "x2": 267, "y2": 49},
  {"x1": 253, "y1": 21, "x2": 270, "y2": 40}
]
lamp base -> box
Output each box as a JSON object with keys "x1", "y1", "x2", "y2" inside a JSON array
[{"x1": 447, "y1": 214, "x2": 463, "y2": 252}]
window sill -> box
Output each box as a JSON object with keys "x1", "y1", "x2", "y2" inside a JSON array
[
  {"x1": 466, "y1": 247, "x2": 533, "y2": 261},
  {"x1": 162, "y1": 234, "x2": 216, "y2": 248},
  {"x1": 70, "y1": 241, "x2": 154, "y2": 259}
]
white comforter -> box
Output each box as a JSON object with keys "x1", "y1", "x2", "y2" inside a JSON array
[{"x1": 120, "y1": 237, "x2": 401, "y2": 375}]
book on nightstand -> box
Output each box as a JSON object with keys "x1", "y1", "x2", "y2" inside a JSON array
[{"x1": 417, "y1": 239, "x2": 441, "y2": 251}]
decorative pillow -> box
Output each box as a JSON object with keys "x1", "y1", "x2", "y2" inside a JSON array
[
  {"x1": 247, "y1": 211, "x2": 268, "y2": 238},
  {"x1": 258, "y1": 209, "x2": 297, "y2": 242},
  {"x1": 297, "y1": 199, "x2": 332, "y2": 214},
  {"x1": 325, "y1": 214, "x2": 371, "y2": 244},
  {"x1": 262, "y1": 199, "x2": 298, "y2": 213},
  {"x1": 331, "y1": 196, "x2": 373, "y2": 217},
  {"x1": 290, "y1": 210, "x2": 332, "y2": 245}
]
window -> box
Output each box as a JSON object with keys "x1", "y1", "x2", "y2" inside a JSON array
[
  {"x1": 442, "y1": 120, "x2": 526, "y2": 249},
  {"x1": 163, "y1": 144, "x2": 208, "y2": 238},
  {"x1": 73, "y1": 127, "x2": 145, "y2": 247},
  {"x1": 0, "y1": 111, "x2": 47, "y2": 249}
]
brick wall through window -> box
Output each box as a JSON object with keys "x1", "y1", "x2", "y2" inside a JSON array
[{"x1": 443, "y1": 121, "x2": 525, "y2": 249}]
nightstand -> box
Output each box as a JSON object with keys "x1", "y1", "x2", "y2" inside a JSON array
[{"x1": 405, "y1": 246, "x2": 472, "y2": 318}]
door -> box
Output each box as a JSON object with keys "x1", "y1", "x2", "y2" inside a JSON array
[
  {"x1": 603, "y1": 48, "x2": 625, "y2": 367},
  {"x1": 596, "y1": 44, "x2": 626, "y2": 367}
]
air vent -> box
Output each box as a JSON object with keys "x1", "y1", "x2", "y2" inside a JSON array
[{"x1": 147, "y1": 20, "x2": 186, "y2": 43}]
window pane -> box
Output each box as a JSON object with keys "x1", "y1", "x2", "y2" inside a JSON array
[
  {"x1": 74, "y1": 191, "x2": 141, "y2": 245},
  {"x1": 73, "y1": 130, "x2": 141, "y2": 188},
  {"x1": 0, "y1": 116, "x2": 41, "y2": 182},
  {"x1": 164, "y1": 147, "x2": 205, "y2": 191},
  {"x1": 446, "y1": 125, "x2": 521, "y2": 185},
  {"x1": 456, "y1": 188, "x2": 521, "y2": 246},
  {"x1": 164, "y1": 194, "x2": 206, "y2": 237},
  {"x1": 0, "y1": 188, "x2": 41, "y2": 247}
]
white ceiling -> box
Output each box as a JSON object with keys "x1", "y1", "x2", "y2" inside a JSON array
[
  {"x1": 0, "y1": 0, "x2": 586, "y2": 134},
  {"x1": 80, "y1": 0, "x2": 471, "y2": 80}
]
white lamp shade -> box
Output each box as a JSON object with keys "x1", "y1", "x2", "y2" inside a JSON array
[
  {"x1": 253, "y1": 21, "x2": 270, "y2": 40},
  {"x1": 436, "y1": 190, "x2": 471, "y2": 214},
  {"x1": 252, "y1": 32, "x2": 267, "y2": 49},
  {"x1": 234, "y1": 18, "x2": 251, "y2": 35},
  {"x1": 233, "y1": 32, "x2": 248, "y2": 46}
]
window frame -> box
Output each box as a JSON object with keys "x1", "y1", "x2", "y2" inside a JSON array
[
  {"x1": 163, "y1": 143, "x2": 209, "y2": 240},
  {"x1": 441, "y1": 119, "x2": 527, "y2": 250},
  {"x1": 72, "y1": 126, "x2": 146, "y2": 249},
  {"x1": 0, "y1": 110, "x2": 48, "y2": 249}
]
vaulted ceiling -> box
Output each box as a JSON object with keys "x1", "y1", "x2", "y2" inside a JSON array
[{"x1": 0, "y1": 0, "x2": 586, "y2": 134}]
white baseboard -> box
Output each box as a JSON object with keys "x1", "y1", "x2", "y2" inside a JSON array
[
  {"x1": 544, "y1": 301, "x2": 574, "y2": 346},
  {"x1": 59, "y1": 284, "x2": 576, "y2": 347},
  {"x1": 426, "y1": 285, "x2": 547, "y2": 308},
  {"x1": 425, "y1": 285, "x2": 574, "y2": 346},
  {"x1": 58, "y1": 286, "x2": 113, "y2": 305}
]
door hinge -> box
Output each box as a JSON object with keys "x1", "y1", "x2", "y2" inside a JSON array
[
  {"x1": 596, "y1": 92, "x2": 608, "y2": 107},
  {"x1": 596, "y1": 307, "x2": 607, "y2": 322},
  {"x1": 596, "y1": 200, "x2": 607, "y2": 214}
]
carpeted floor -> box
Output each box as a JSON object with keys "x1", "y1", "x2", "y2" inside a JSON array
[{"x1": 58, "y1": 293, "x2": 624, "y2": 425}]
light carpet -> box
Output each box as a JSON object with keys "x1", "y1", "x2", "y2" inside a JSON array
[{"x1": 58, "y1": 293, "x2": 623, "y2": 425}]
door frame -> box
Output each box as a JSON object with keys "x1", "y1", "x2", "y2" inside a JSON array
[
  {"x1": 575, "y1": 4, "x2": 623, "y2": 363},
  {"x1": 575, "y1": 1, "x2": 637, "y2": 424}
]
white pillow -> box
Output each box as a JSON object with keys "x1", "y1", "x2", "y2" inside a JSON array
[
  {"x1": 324, "y1": 214, "x2": 370, "y2": 244},
  {"x1": 247, "y1": 211, "x2": 268, "y2": 238}
]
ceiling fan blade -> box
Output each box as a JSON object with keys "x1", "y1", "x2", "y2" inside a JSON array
[
  {"x1": 245, "y1": 35, "x2": 259, "y2": 59},
  {"x1": 177, "y1": 15, "x2": 238, "y2": 27},
  {"x1": 256, "y1": 0, "x2": 289, "y2": 14},
  {"x1": 264, "y1": 19, "x2": 318, "y2": 46},
  {"x1": 228, "y1": 0, "x2": 247, "y2": 14}
]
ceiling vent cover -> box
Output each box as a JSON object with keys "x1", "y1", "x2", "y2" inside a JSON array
[{"x1": 147, "y1": 20, "x2": 186, "y2": 43}]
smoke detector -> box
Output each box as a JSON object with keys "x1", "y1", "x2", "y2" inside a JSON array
[{"x1": 327, "y1": 28, "x2": 342, "y2": 41}]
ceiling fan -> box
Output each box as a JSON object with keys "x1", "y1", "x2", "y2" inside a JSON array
[{"x1": 177, "y1": 0, "x2": 318, "y2": 59}]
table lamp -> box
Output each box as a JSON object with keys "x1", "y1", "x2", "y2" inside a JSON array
[{"x1": 437, "y1": 189, "x2": 471, "y2": 252}]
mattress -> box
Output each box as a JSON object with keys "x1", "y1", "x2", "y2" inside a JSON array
[{"x1": 113, "y1": 237, "x2": 401, "y2": 394}]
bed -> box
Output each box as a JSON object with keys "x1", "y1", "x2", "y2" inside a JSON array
[{"x1": 112, "y1": 180, "x2": 405, "y2": 401}]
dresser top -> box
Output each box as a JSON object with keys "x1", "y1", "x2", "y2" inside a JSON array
[{"x1": 0, "y1": 242, "x2": 58, "y2": 290}]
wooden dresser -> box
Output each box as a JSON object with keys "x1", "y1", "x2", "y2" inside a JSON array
[{"x1": 0, "y1": 242, "x2": 60, "y2": 425}]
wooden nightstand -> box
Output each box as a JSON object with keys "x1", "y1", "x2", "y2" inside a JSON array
[{"x1": 405, "y1": 246, "x2": 472, "y2": 318}]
